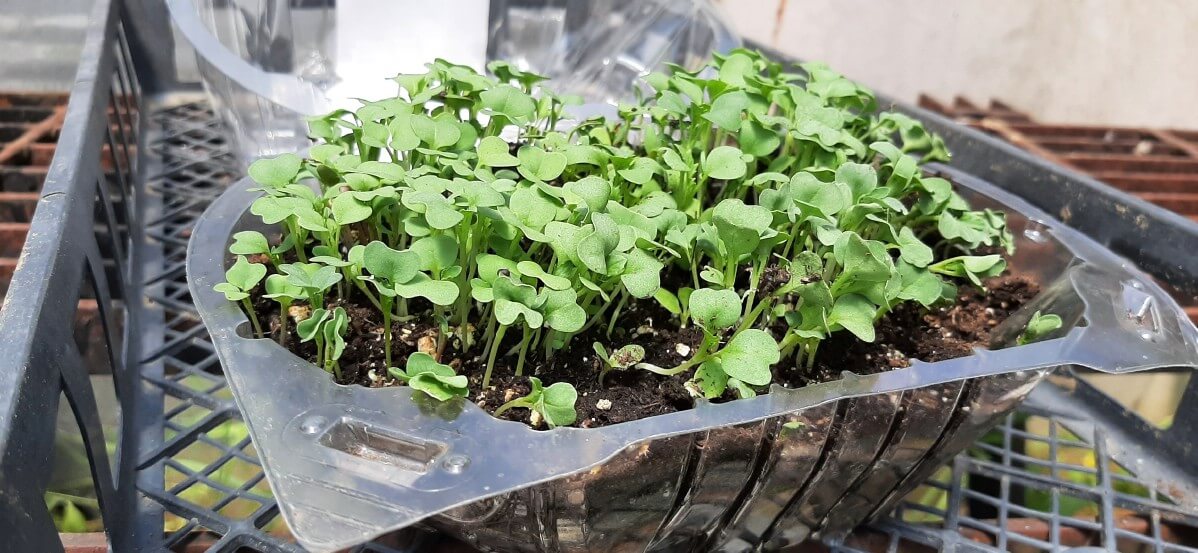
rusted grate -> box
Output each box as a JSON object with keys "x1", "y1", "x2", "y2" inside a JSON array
[
  {"x1": 919, "y1": 95, "x2": 1198, "y2": 221},
  {"x1": 0, "y1": 91, "x2": 137, "y2": 374},
  {"x1": 920, "y1": 95, "x2": 1198, "y2": 325},
  {"x1": 0, "y1": 93, "x2": 67, "y2": 295}
]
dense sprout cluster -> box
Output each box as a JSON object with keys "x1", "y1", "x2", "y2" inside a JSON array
[{"x1": 219, "y1": 50, "x2": 1016, "y2": 427}]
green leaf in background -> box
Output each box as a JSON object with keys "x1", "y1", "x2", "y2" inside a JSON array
[
  {"x1": 248, "y1": 153, "x2": 302, "y2": 188},
  {"x1": 477, "y1": 136, "x2": 520, "y2": 167},
  {"x1": 703, "y1": 145, "x2": 749, "y2": 180}
]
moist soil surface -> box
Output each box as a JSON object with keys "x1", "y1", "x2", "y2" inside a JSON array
[{"x1": 249, "y1": 273, "x2": 1038, "y2": 429}]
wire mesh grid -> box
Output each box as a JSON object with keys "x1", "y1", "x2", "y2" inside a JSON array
[
  {"x1": 839, "y1": 399, "x2": 1198, "y2": 553},
  {"x1": 129, "y1": 97, "x2": 1197, "y2": 552},
  {"x1": 133, "y1": 97, "x2": 431, "y2": 553}
]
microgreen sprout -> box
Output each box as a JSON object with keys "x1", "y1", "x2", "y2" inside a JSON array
[
  {"x1": 1018, "y1": 310, "x2": 1063, "y2": 345},
  {"x1": 214, "y1": 256, "x2": 266, "y2": 338},
  {"x1": 216, "y1": 50, "x2": 1021, "y2": 425},
  {"x1": 296, "y1": 306, "x2": 349, "y2": 380},
  {"x1": 493, "y1": 376, "x2": 578, "y2": 428},
  {"x1": 594, "y1": 343, "x2": 646, "y2": 386},
  {"x1": 388, "y1": 352, "x2": 469, "y2": 401}
]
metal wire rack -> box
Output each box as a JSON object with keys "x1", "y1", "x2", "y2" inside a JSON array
[{"x1": 122, "y1": 97, "x2": 1198, "y2": 552}]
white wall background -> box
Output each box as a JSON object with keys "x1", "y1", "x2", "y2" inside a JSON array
[
  {"x1": 0, "y1": 0, "x2": 93, "y2": 90},
  {"x1": 714, "y1": 0, "x2": 1198, "y2": 128}
]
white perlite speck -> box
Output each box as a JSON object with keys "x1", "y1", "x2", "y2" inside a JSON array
[
  {"x1": 675, "y1": 343, "x2": 691, "y2": 357},
  {"x1": 596, "y1": 399, "x2": 613, "y2": 410}
]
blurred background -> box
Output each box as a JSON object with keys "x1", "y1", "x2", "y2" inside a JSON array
[
  {"x1": 716, "y1": 0, "x2": 1198, "y2": 128},
  {"x1": 7, "y1": 0, "x2": 1198, "y2": 128}
]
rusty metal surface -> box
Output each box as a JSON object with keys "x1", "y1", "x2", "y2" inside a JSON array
[{"x1": 920, "y1": 95, "x2": 1198, "y2": 326}]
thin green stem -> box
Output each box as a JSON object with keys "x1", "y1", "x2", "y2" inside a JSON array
[
  {"x1": 724, "y1": 258, "x2": 738, "y2": 289},
  {"x1": 285, "y1": 221, "x2": 305, "y2": 262},
  {"x1": 277, "y1": 300, "x2": 290, "y2": 346},
  {"x1": 514, "y1": 326, "x2": 533, "y2": 377},
  {"x1": 483, "y1": 324, "x2": 508, "y2": 388},
  {"x1": 354, "y1": 280, "x2": 384, "y2": 311},
  {"x1": 645, "y1": 350, "x2": 711, "y2": 377},
  {"x1": 741, "y1": 261, "x2": 763, "y2": 322},
  {"x1": 381, "y1": 297, "x2": 394, "y2": 367},
  {"x1": 579, "y1": 288, "x2": 624, "y2": 334},
  {"x1": 778, "y1": 332, "x2": 804, "y2": 359},
  {"x1": 598, "y1": 365, "x2": 614, "y2": 387},
  {"x1": 315, "y1": 338, "x2": 325, "y2": 374},
  {"x1": 736, "y1": 296, "x2": 773, "y2": 335},
  {"x1": 454, "y1": 217, "x2": 474, "y2": 331},
  {"x1": 605, "y1": 293, "x2": 630, "y2": 338},
  {"x1": 479, "y1": 310, "x2": 498, "y2": 358},
  {"x1": 241, "y1": 298, "x2": 264, "y2": 338},
  {"x1": 805, "y1": 340, "x2": 820, "y2": 370},
  {"x1": 492, "y1": 397, "x2": 528, "y2": 418}
]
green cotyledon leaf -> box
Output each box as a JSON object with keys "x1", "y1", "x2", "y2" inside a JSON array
[
  {"x1": 492, "y1": 275, "x2": 545, "y2": 328},
  {"x1": 393, "y1": 273, "x2": 460, "y2": 306},
  {"x1": 480, "y1": 84, "x2": 536, "y2": 124},
  {"x1": 894, "y1": 260, "x2": 944, "y2": 307},
  {"x1": 248, "y1": 153, "x2": 302, "y2": 188},
  {"x1": 929, "y1": 255, "x2": 1006, "y2": 287},
  {"x1": 619, "y1": 248, "x2": 663, "y2": 299},
  {"x1": 897, "y1": 227, "x2": 934, "y2": 267},
  {"x1": 331, "y1": 192, "x2": 372, "y2": 225},
  {"x1": 689, "y1": 287, "x2": 741, "y2": 330},
  {"x1": 694, "y1": 358, "x2": 730, "y2": 399},
  {"x1": 263, "y1": 273, "x2": 304, "y2": 301},
  {"x1": 323, "y1": 307, "x2": 349, "y2": 361},
  {"x1": 703, "y1": 145, "x2": 749, "y2": 180},
  {"x1": 401, "y1": 190, "x2": 464, "y2": 230},
  {"x1": 827, "y1": 293, "x2": 878, "y2": 343},
  {"x1": 229, "y1": 231, "x2": 270, "y2": 256},
  {"x1": 517, "y1": 145, "x2": 567, "y2": 182},
  {"x1": 539, "y1": 288, "x2": 586, "y2": 333},
  {"x1": 1018, "y1": 311, "x2": 1063, "y2": 346},
  {"x1": 562, "y1": 176, "x2": 611, "y2": 212},
  {"x1": 477, "y1": 136, "x2": 520, "y2": 167},
  {"x1": 831, "y1": 232, "x2": 893, "y2": 295},
  {"x1": 224, "y1": 255, "x2": 267, "y2": 291},
  {"x1": 739, "y1": 117, "x2": 781, "y2": 157},
  {"x1": 517, "y1": 261, "x2": 571, "y2": 290},
  {"x1": 410, "y1": 235, "x2": 459, "y2": 275},
  {"x1": 362, "y1": 241, "x2": 421, "y2": 285},
  {"x1": 296, "y1": 308, "x2": 329, "y2": 342},
  {"x1": 718, "y1": 329, "x2": 778, "y2": 386},
  {"x1": 390, "y1": 352, "x2": 469, "y2": 401},
  {"x1": 702, "y1": 90, "x2": 750, "y2": 131},
  {"x1": 712, "y1": 198, "x2": 772, "y2": 260},
  {"x1": 537, "y1": 379, "x2": 578, "y2": 428},
  {"x1": 577, "y1": 213, "x2": 620, "y2": 274},
  {"x1": 617, "y1": 157, "x2": 661, "y2": 185},
  {"x1": 351, "y1": 161, "x2": 405, "y2": 184}
]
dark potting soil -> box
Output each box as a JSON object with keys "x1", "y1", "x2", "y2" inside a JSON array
[{"x1": 248, "y1": 273, "x2": 1038, "y2": 429}]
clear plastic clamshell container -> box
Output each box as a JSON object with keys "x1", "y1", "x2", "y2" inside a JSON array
[
  {"x1": 187, "y1": 165, "x2": 1198, "y2": 552},
  {"x1": 166, "y1": 0, "x2": 739, "y2": 164}
]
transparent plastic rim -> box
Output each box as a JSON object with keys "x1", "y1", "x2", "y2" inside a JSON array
[{"x1": 187, "y1": 166, "x2": 1198, "y2": 552}]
